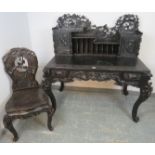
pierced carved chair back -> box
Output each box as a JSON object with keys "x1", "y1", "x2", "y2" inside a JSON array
[{"x1": 3, "y1": 48, "x2": 39, "y2": 91}]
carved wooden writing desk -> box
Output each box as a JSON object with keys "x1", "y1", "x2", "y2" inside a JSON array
[
  {"x1": 42, "y1": 56, "x2": 152, "y2": 122},
  {"x1": 42, "y1": 14, "x2": 153, "y2": 123}
]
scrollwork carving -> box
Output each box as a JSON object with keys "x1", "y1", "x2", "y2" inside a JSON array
[
  {"x1": 3, "y1": 48, "x2": 39, "y2": 91},
  {"x1": 115, "y1": 14, "x2": 139, "y2": 32},
  {"x1": 94, "y1": 25, "x2": 119, "y2": 42},
  {"x1": 44, "y1": 63, "x2": 153, "y2": 123},
  {"x1": 53, "y1": 13, "x2": 142, "y2": 59},
  {"x1": 69, "y1": 71, "x2": 120, "y2": 81},
  {"x1": 49, "y1": 70, "x2": 121, "y2": 82},
  {"x1": 56, "y1": 14, "x2": 92, "y2": 28},
  {"x1": 3, "y1": 48, "x2": 54, "y2": 142}
]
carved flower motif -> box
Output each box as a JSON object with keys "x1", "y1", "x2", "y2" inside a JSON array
[
  {"x1": 57, "y1": 14, "x2": 91, "y2": 28},
  {"x1": 115, "y1": 14, "x2": 139, "y2": 32}
]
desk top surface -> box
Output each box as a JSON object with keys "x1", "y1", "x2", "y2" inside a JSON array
[{"x1": 45, "y1": 56, "x2": 150, "y2": 73}]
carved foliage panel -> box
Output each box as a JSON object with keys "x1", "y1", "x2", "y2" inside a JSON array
[
  {"x1": 53, "y1": 14, "x2": 142, "y2": 56},
  {"x1": 45, "y1": 70, "x2": 152, "y2": 90},
  {"x1": 53, "y1": 29, "x2": 72, "y2": 54},
  {"x1": 49, "y1": 70, "x2": 120, "y2": 82},
  {"x1": 119, "y1": 33, "x2": 142, "y2": 56},
  {"x1": 3, "y1": 48, "x2": 39, "y2": 90}
]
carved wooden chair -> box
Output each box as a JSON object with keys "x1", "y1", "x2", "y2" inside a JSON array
[{"x1": 3, "y1": 48, "x2": 54, "y2": 142}]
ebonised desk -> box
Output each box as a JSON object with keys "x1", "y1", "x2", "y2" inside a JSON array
[{"x1": 42, "y1": 56, "x2": 153, "y2": 122}]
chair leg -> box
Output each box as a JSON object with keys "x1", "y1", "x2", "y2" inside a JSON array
[
  {"x1": 3, "y1": 115, "x2": 19, "y2": 142},
  {"x1": 47, "y1": 110, "x2": 53, "y2": 131}
]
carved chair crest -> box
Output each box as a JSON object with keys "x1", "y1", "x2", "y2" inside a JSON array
[{"x1": 3, "y1": 48, "x2": 39, "y2": 91}]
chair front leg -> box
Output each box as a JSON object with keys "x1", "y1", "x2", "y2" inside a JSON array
[
  {"x1": 3, "y1": 115, "x2": 19, "y2": 142},
  {"x1": 42, "y1": 79, "x2": 57, "y2": 113},
  {"x1": 47, "y1": 107, "x2": 53, "y2": 131}
]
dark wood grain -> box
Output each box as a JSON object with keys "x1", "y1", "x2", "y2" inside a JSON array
[
  {"x1": 43, "y1": 56, "x2": 153, "y2": 122},
  {"x1": 3, "y1": 48, "x2": 54, "y2": 142},
  {"x1": 43, "y1": 14, "x2": 153, "y2": 123}
]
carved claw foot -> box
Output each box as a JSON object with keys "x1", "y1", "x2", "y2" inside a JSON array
[
  {"x1": 13, "y1": 135, "x2": 19, "y2": 142},
  {"x1": 48, "y1": 125, "x2": 53, "y2": 131},
  {"x1": 132, "y1": 116, "x2": 139, "y2": 123},
  {"x1": 3, "y1": 115, "x2": 19, "y2": 142}
]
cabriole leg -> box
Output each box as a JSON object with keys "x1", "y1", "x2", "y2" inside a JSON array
[
  {"x1": 132, "y1": 75, "x2": 152, "y2": 122},
  {"x1": 47, "y1": 109, "x2": 53, "y2": 131},
  {"x1": 3, "y1": 115, "x2": 19, "y2": 142},
  {"x1": 42, "y1": 79, "x2": 57, "y2": 113}
]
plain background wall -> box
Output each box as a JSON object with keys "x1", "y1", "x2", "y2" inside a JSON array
[
  {"x1": 0, "y1": 12, "x2": 155, "y2": 113},
  {"x1": 0, "y1": 13, "x2": 31, "y2": 122},
  {"x1": 27, "y1": 12, "x2": 155, "y2": 91}
]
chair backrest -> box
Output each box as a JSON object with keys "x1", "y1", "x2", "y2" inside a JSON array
[{"x1": 3, "y1": 48, "x2": 39, "y2": 91}]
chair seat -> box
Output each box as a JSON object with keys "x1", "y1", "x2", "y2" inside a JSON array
[{"x1": 6, "y1": 88, "x2": 51, "y2": 115}]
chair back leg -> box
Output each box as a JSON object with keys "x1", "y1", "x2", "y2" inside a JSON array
[{"x1": 47, "y1": 107, "x2": 54, "y2": 131}]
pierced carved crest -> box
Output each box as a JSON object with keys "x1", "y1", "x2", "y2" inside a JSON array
[{"x1": 3, "y1": 48, "x2": 39, "y2": 90}]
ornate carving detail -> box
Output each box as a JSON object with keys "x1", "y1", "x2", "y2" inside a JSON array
[
  {"x1": 115, "y1": 72, "x2": 142, "y2": 87},
  {"x1": 140, "y1": 81, "x2": 152, "y2": 100},
  {"x1": 3, "y1": 107, "x2": 54, "y2": 141},
  {"x1": 55, "y1": 14, "x2": 139, "y2": 32},
  {"x1": 48, "y1": 70, "x2": 152, "y2": 92},
  {"x1": 47, "y1": 70, "x2": 152, "y2": 88},
  {"x1": 3, "y1": 48, "x2": 54, "y2": 142},
  {"x1": 3, "y1": 48, "x2": 39, "y2": 91},
  {"x1": 43, "y1": 68, "x2": 52, "y2": 80},
  {"x1": 43, "y1": 65, "x2": 153, "y2": 123},
  {"x1": 125, "y1": 38, "x2": 141, "y2": 55},
  {"x1": 53, "y1": 13, "x2": 142, "y2": 62},
  {"x1": 50, "y1": 14, "x2": 153, "y2": 123},
  {"x1": 119, "y1": 31, "x2": 142, "y2": 56},
  {"x1": 115, "y1": 14, "x2": 139, "y2": 32},
  {"x1": 53, "y1": 28, "x2": 72, "y2": 52},
  {"x1": 49, "y1": 70, "x2": 120, "y2": 82},
  {"x1": 69, "y1": 71, "x2": 120, "y2": 81},
  {"x1": 42, "y1": 79, "x2": 51, "y2": 91},
  {"x1": 138, "y1": 73, "x2": 152, "y2": 100},
  {"x1": 94, "y1": 25, "x2": 119, "y2": 42},
  {"x1": 56, "y1": 14, "x2": 91, "y2": 28}
]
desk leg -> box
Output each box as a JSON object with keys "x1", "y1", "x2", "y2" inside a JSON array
[
  {"x1": 42, "y1": 79, "x2": 56, "y2": 113},
  {"x1": 132, "y1": 75, "x2": 152, "y2": 122},
  {"x1": 59, "y1": 81, "x2": 64, "y2": 92},
  {"x1": 122, "y1": 83, "x2": 129, "y2": 96}
]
